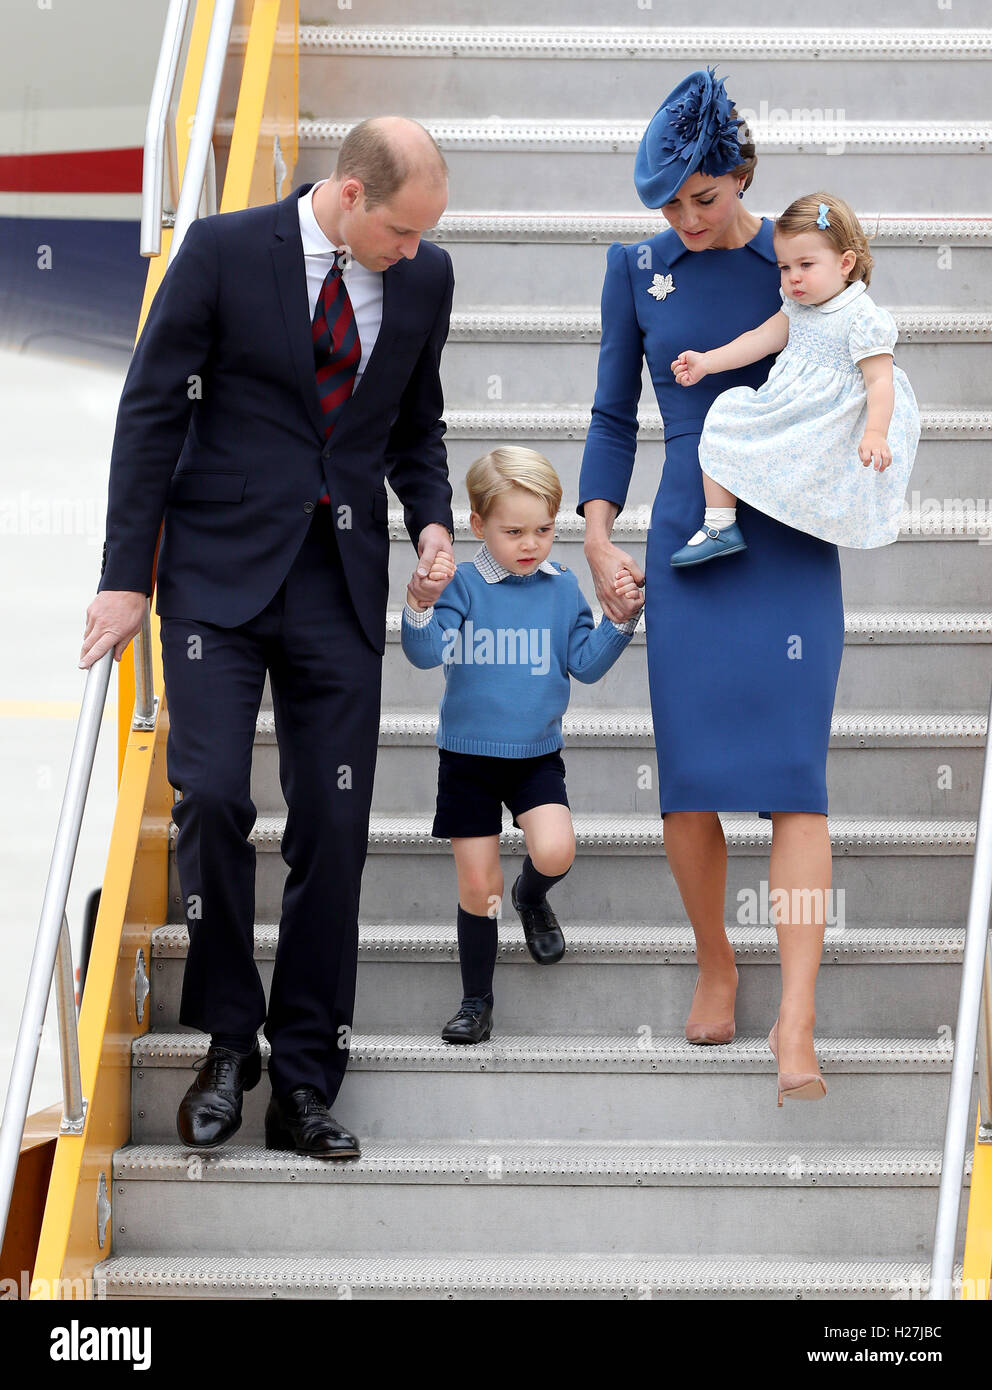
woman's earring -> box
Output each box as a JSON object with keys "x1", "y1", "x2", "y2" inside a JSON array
[{"x1": 737, "y1": 190, "x2": 744, "y2": 199}]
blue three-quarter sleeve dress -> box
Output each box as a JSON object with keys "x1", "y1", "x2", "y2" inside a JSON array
[{"x1": 578, "y1": 219, "x2": 845, "y2": 819}]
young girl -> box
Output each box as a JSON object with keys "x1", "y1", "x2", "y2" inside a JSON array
[{"x1": 668, "y1": 191, "x2": 921, "y2": 566}]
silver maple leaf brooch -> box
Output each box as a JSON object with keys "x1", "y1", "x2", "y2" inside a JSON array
[{"x1": 647, "y1": 273, "x2": 675, "y2": 301}]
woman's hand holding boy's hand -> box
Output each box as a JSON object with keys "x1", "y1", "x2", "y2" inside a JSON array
[
  {"x1": 406, "y1": 551, "x2": 456, "y2": 611},
  {"x1": 614, "y1": 565, "x2": 645, "y2": 615},
  {"x1": 671, "y1": 350, "x2": 709, "y2": 387},
  {"x1": 858, "y1": 430, "x2": 891, "y2": 471},
  {"x1": 585, "y1": 537, "x2": 644, "y2": 623}
]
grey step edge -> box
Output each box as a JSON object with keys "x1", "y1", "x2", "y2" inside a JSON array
[
  {"x1": 134, "y1": 1032, "x2": 956, "y2": 1074},
  {"x1": 150, "y1": 920, "x2": 965, "y2": 964},
  {"x1": 114, "y1": 1139, "x2": 972, "y2": 1187},
  {"x1": 168, "y1": 812, "x2": 979, "y2": 855},
  {"x1": 92, "y1": 1252, "x2": 951, "y2": 1299}
]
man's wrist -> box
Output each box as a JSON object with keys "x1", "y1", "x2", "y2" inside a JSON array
[{"x1": 421, "y1": 521, "x2": 454, "y2": 544}]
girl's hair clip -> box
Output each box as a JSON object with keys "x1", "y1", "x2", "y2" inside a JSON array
[{"x1": 816, "y1": 202, "x2": 831, "y2": 230}]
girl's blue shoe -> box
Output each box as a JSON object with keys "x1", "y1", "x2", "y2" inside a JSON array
[{"x1": 670, "y1": 522, "x2": 747, "y2": 568}]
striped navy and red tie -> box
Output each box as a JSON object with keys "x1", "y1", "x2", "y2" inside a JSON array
[{"x1": 313, "y1": 259, "x2": 361, "y2": 504}]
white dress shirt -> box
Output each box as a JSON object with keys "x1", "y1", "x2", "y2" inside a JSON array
[{"x1": 297, "y1": 178, "x2": 383, "y2": 386}]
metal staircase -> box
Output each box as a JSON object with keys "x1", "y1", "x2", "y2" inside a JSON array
[{"x1": 96, "y1": 4, "x2": 990, "y2": 1298}]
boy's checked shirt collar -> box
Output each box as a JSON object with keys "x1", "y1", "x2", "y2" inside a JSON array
[{"x1": 404, "y1": 543, "x2": 641, "y2": 632}]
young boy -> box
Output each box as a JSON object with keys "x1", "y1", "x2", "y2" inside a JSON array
[{"x1": 401, "y1": 446, "x2": 644, "y2": 1044}]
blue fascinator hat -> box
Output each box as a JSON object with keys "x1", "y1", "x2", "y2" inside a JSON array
[{"x1": 634, "y1": 66, "x2": 745, "y2": 209}]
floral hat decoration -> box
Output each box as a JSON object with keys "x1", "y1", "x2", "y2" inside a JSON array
[{"x1": 634, "y1": 66, "x2": 745, "y2": 209}]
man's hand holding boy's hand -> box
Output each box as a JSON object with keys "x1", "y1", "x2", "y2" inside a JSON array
[{"x1": 406, "y1": 550, "x2": 456, "y2": 611}]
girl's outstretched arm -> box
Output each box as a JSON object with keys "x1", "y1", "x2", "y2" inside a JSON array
[{"x1": 672, "y1": 310, "x2": 789, "y2": 385}]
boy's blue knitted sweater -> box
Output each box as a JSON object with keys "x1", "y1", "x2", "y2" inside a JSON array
[{"x1": 400, "y1": 553, "x2": 637, "y2": 758}]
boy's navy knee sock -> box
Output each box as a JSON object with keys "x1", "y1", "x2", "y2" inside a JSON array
[
  {"x1": 515, "y1": 855, "x2": 571, "y2": 906},
  {"x1": 457, "y1": 904, "x2": 498, "y2": 1006}
]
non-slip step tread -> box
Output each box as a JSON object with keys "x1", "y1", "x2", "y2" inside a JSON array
[
  {"x1": 298, "y1": 116, "x2": 992, "y2": 152},
  {"x1": 113, "y1": 1139, "x2": 970, "y2": 1185},
  {"x1": 440, "y1": 404, "x2": 991, "y2": 434},
  {"x1": 426, "y1": 213, "x2": 992, "y2": 245},
  {"x1": 176, "y1": 812, "x2": 977, "y2": 853},
  {"x1": 299, "y1": 24, "x2": 992, "y2": 59},
  {"x1": 390, "y1": 504, "x2": 992, "y2": 540},
  {"x1": 441, "y1": 306, "x2": 992, "y2": 340},
  {"x1": 255, "y1": 707, "x2": 986, "y2": 746},
  {"x1": 384, "y1": 608, "x2": 992, "y2": 640},
  {"x1": 134, "y1": 1031, "x2": 955, "y2": 1072},
  {"x1": 92, "y1": 1251, "x2": 942, "y2": 1297},
  {"x1": 151, "y1": 919, "x2": 965, "y2": 962}
]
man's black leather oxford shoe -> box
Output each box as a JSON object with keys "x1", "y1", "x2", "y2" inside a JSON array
[
  {"x1": 264, "y1": 1086, "x2": 361, "y2": 1159},
  {"x1": 176, "y1": 1039, "x2": 262, "y2": 1148}
]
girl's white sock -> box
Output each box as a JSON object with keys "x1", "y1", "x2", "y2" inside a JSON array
[{"x1": 686, "y1": 506, "x2": 737, "y2": 546}]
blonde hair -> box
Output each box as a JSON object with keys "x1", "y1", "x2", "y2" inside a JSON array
[
  {"x1": 465, "y1": 446, "x2": 563, "y2": 521},
  {"x1": 774, "y1": 192, "x2": 874, "y2": 286}
]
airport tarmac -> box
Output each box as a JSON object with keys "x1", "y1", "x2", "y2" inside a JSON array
[{"x1": 1, "y1": 347, "x2": 123, "y2": 1115}]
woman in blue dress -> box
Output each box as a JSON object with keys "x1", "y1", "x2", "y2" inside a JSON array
[{"x1": 579, "y1": 68, "x2": 842, "y2": 1103}]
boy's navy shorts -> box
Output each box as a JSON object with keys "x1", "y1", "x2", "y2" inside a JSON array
[{"x1": 431, "y1": 747, "x2": 570, "y2": 839}]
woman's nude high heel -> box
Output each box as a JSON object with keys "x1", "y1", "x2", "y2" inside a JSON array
[
  {"x1": 684, "y1": 969, "x2": 738, "y2": 1045},
  {"x1": 768, "y1": 1018, "x2": 827, "y2": 1107}
]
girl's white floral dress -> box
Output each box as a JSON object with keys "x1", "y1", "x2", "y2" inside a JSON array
[{"x1": 699, "y1": 279, "x2": 921, "y2": 548}]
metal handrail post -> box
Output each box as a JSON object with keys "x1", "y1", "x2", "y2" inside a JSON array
[
  {"x1": 140, "y1": 0, "x2": 192, "y2": 257},
  {"x1": 133, "y1": 611, "x2": 156, "y2": 728},
  {"x1": 202, "y1": 140, "x2": 218, "y2": 219},
  {"x1": 981, "y1": 941, "x2": 992, "y2": 1137},
  {"x1": 55, "y1": 916, "x2": 85, "y2": 1134},
  {"x1": 930, "y1": 677, "x2": 992, "y2": 1299},
  {"x1": 0, "y1": 650, "x2": 113, "y2": 1245},
  {"x1": 171, "y1": 0, "x2": 237, "y2": 260}
]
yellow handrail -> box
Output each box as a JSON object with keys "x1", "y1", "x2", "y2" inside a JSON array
[
  {"x1": 963, "y1": 1113, "x2": 992, "y2": 1300},
  {"x1": 29, "y1": 0, "x2": 298, "y2": 1299}
]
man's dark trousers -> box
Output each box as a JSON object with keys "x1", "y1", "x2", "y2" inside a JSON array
[{"x1": 161, "y1": 505, "x2": 380, "y2": 1107}]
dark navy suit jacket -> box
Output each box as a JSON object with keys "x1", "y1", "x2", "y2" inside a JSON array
[{"x1": 98, "y1": 181, "x2": 455, "y2": 654}]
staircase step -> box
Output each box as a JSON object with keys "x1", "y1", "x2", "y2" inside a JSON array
[
  {"x1": 149, "y1": 920, "x2": 964, "y2": 1036},
  {"x1": 438, "y1": 242, "x2": 992, "y2": 309},
  {"x1": 300, "y1": 0, "x2": 990, "y2": 24},
  {"x1": 383, "y1": 506, "x2": 992, "y2": 608},
  {"x1": 425, "y1": 214, "x2": 992, "y2": 305},
  {"x1": 131, "y1": 1032, "x2": 962, "y2": 1144},
  {"x1": 167, "y1": 811, "x2": 978, "y2": 923},
  {"x1": 435, "y1": 407, "x2": 991, "y2": 505},
  {"x1": 368, "y1": 609, "x2": 992, "y2": 711},
  {"x1": 298, "y1": 25, "x2": 992, "y2": 120},
  {"x1": 292, "y1": 119, "x2": 992, "y2": 211},
  {"x1": 92, "y1": 1250, "x2": 942, "y2": 1300},
  {"x1": 427, "y1": 307, "x2": 988, "y2": 405},
  {"x1": 247, "y1": 707, "x2": 986, "y2": 817},
  {"x1": 107, "y1": 1140, "x2": 968, "y2": 1260}
]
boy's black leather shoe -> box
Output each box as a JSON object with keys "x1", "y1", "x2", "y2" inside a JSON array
[
  {"x1": 511, "y1": 876, "x2": 566, "y2": 964},
  {"x1": 441, "y1": 997, "x2": 493, "y2": 1044},
  {"x1": 176, "y1": 1040, "x2": 262, "y2": 1148}
]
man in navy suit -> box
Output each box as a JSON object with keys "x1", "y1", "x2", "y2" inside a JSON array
[{"x1": 79, "y1": 117, "x2": 455, "y2": 1158}]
